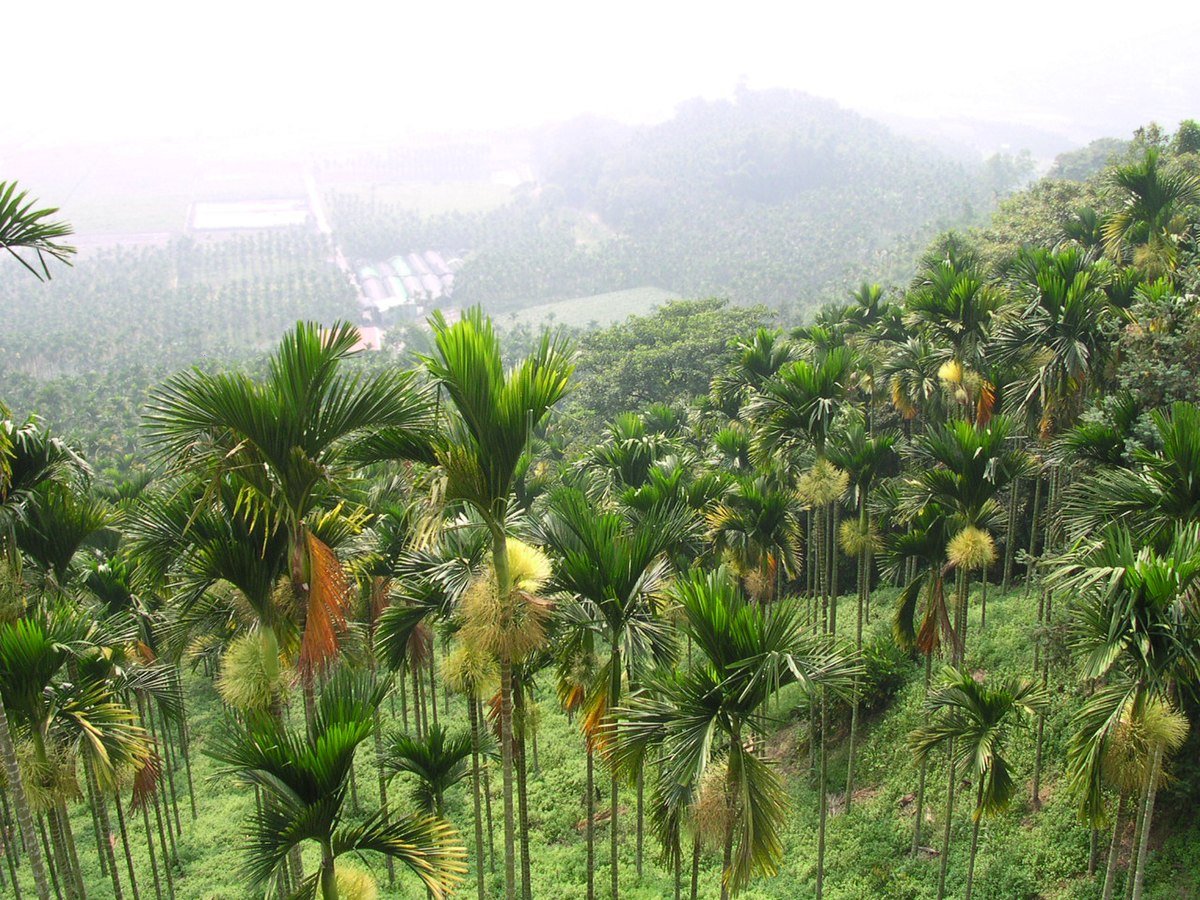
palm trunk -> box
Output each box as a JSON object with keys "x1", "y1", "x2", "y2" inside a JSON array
[
  {"x1": 88, "y1": 759, "x2": 124, "y2": 900},
  {"x1": 720, "y1": 804, "x2": 733, "y2": 900},
  {"x1": 0, "y1": 701, "x2": 51, "y2": 900},
  {"x1": 817, "y1": 690, "x2": 829, "y2": 899},
  {"x1": 586, "y1": 743, "x2": 596, "y2": 900},
  {"x1": 429, "y1": 648, "x2": 440, "y2": 730},
  {"x1": 846, "y1": 503, "x2": 868, "y2": 812},
  {"x1": 320, "y1": 841, "x2": 338, "y2": 900},
  {"x1": 1130, "y1": 744, "x2": 1163, "y2": 900},
  {"x1": 138, "y1": 792, "x2": 163, "y2": 900},
  {"x1": 468, "y1": 699, "x2": 486, "y2": 900},
  {"x1": 690, "y1": 833, "x2": 700, "y2": 900},
  {"x1": 936, "y1": 740, "x2": 956, "y2": 900},
  {"x1": 636, "y1": 767, "x2": 644, "y2": 879},
  {"x1": 37, "y1": 816, "x2": 62, "y2": 900},
  {"x1": 114, "y1": 793, "x2": 141, "y2": 900},
  {"x1": 513, "y1": 680, "x2": 532, "y2": 900},
  {"x1": 609, "y1": 639, "x2": 622, "y2": 900},
  {"x1": 1102, "y1": 794, "x2": 1127, "y2": 900},
  {"x1": 965, "y1": 783, "x2": 984, "y2": 900},
  {"x1": 494, "y1": 522, "x2": 517, "y2": 900},
  {"x1": 480, "y1": 700, "x2": 496, "y2": 872},
  {"x1": 1024, "y1": 475, "x2": 1043, "y2": 596},
  {"x1": 912, "y1": 653, "x2": 933, "y2": 857},
  {"x1": 829, "y1": 502, "x2": 840, "y2": 634},
  {"x1": 1002, "y1": 477, "x2": 1019, "y2": 591}
]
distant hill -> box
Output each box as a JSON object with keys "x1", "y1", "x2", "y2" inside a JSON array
[
  {"x1": 348, "y1": 89, "x2": 1031, "y2": 319},
  {"x1": 501, "y1": 286, "x2": 679, "y2": 330}
]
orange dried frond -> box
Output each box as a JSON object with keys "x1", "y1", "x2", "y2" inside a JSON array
[
  {"x1": 297, "y1": 529, "x2": 350, "y2": 682},
  {"x1": 975, "y1": 380, "x2": 996, "y2": 426},
  {"x1": 130, "y1": 753, "x2": 162, "y2": 811}
]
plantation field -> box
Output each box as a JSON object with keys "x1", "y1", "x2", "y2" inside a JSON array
[
  {"x1": 16, "y1": 584, "x2": 1194, "y2": 899},
  {"x1": 500, "y1": 287, "x2": 680, "y2": 331},
  {"x1": 322, "y1": 181, "x2": 514, "y2": 217}
]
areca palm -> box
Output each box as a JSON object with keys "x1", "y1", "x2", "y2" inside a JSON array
[
  {"x1": 1102, "y1": 148, "x2": 1200, "y2": 275},
  {"x1": 910, "y1": 668, "x2": 1046, "y2": 900},
  {"x1": 1050, "y1": 523, "x2": 1200, "y2": 898},
  {"x1": 208, "y1": 670, "x2": 467, "y2": 900},
  {"x1": 994, "y1": 246, "x2": 1115, "y2": 438},
  {"x1": 383, "y1": 724, "x2": 477, "y2": 816},
  {"x1": 613, "y1": 567, "x2": 858, "y2": 898},
  {"x1": 0, "y1": 612, "x2": 152, "y2": 900},
  {"x1": 828, "y1": 421, "x2": 897, "y2": 808},
  {"x1": 706, "y1": 469, "x2": 804, "y2": 604},
  {"x1": 0, "y1": 181, "x2": 75, "y2": 280},
  {"x1": 1063, "y1": 402, "x2": 1200, "y2": 546},
  {"x1": 901, "y1": 416, "x2": 1032, "y2": 662},
  {"x1": 423, "y1": 306, "x2": 573, "y2": 900},
  {"x1": 537, "y1": 486, "x2": 692, "y2": 897},
  {"x1": 145, "y1": 320, "x2": 435, "y2": 690},
  {"x1": 0, "y1": 413, "x2": 86, "y2": 900}
]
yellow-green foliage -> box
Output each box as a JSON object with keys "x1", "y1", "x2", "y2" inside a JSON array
[
  {"x1": 335, "y1": 862, "x2": 378, "y2": 900},
  {"x1": 947, "y1": 525, "x2": 996, "y2": 571},
  {"x1": 217, "y1": 630, "x2": 289, "y2": 713}
]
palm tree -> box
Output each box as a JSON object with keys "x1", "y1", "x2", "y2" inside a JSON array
[
  {"x1": 905, "y1": 238, "x2": 1006, "y2": 421},
  {"x1": 1051, "y1": 523, "x2": 1200, "y2": 899},
  {"x1": 1102, "y1": 148, "x2": 1200, "y2": 275},
  {"x1": 910, "y1": 668, "x2": 1046, "y2": 900},
  {"x1": 383, "y1": 724, "x2": 478, "y2": 816},
  {"x1": 144, "y1": 321, "x2": 436, "y2": 708},
  {"x1": 0, "y1": 413, "x2": 87, "y2": 900},
  {"x1": 423, "y1": 307, "x2": 573, "y2": 900},
  {"x1": 828, "y1": 420, "x2": 897, "y2": 808},
  {"x1": 537, "y1": 486, "x2": 691, "y2": 897},
  {"x1": 1063, "y1": 402, "x2": 1200, "y2": 546},
  {"x1": 0, "y1": 612, "x2": 152, "y2": 900},
  {"x1": 0, "y1": 181, "x2": 74, "y2": 280},
  {"x1": 207, "y1": 670, "x2": 467, "y2": 899},
  {"x1": 901, "y1": 416, "x2": 1032, "y2": 662},
  {"x1": 994, "y1": 246, "x2": 1115, "y2": 439},
  {"x1": 706, "y1": 468, "x2": 804, "y2": 604},
  {"x1": 881, "y1": 336, "x2": 946, "y2": 428},
  {"x1": 614, "y1": 567, "x2": 859, "y2": 899}
]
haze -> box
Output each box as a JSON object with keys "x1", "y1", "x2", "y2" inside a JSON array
[{"x1": 6, "y1": 0, "x2": 1200, "y2": 150}]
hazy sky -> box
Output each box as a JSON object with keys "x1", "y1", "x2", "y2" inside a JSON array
[{"x1": 7, "y1": 1, "x2": 1200, "y2": 147}]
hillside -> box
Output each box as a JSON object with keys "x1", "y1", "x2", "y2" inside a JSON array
[{"x1": 329, "y1": 89, "x2": 1029, "y2": 319}]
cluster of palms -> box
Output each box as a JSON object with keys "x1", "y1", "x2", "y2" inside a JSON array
[{"x1": 0, "y1": 141, "x2": 1196, "y2": 900}]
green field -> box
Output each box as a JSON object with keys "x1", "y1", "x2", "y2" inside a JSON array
[
  {"x1": 323, "y1": 181, "x2": 514, "y2": 217},
  {"x1": 500, "y1": 286, "x2": 680, "y2": 330}
]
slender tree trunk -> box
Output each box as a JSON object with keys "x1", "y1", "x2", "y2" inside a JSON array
[
  {"x1": 965, "y1": 784, "x2": 984, "y2": 900},
  {"x1": 88, "y1": 760, "x2": 124, "y2": 900},
  {"x1": 913, "y1": 653, "x2": 934, "y2": 858},
  {"x1": 1130, "y1": 745, "x2": 1163, "y2": 900},
  {"x1": 429, "y1": 648, "x2": 440, "y2": 730},
  {"x1": 499, "y1": 656, "x2": 517, "y2": 900},
  {"x1": 936, "y1": 740, "x2": 957, "y2": 900},
  {"x1": 1102, "y1": 794, "x2": 1127, "y2": 900},
  {"x1": 320, "y1": 841, "x2": 338, "y2": 900},
  {"x1": 480, "y1": 700, "x2": 496, "y2": 873},
  {"x1": 586, "y1": 743, "x2": 595, "y2": 900},
  {"x1": 37, "y1": 816, "x2": 62, "y2": 900},
  {"x1": 494, "y1": 521, "x2": 517, "y2": 900},
  {"x1": 0, "y1": 787, "x2": 21, "y2": 900},
  {"x1": 114, "y1": 793, "x2": 141, "y2": 900},
  {"x1": 514, "y1": 680, "x2": 532, "y2": 900},
  {"x1": 173, "y1": 673, "x2": 197, "y2": 822},
  {"x1": 1124, "y1": 769, "x2": 1148, "y2": 900},
  {"x1": 139, "y1": 795, "x2": 163, "y2": 900},
  {"x1": 1002, "y1": 477, "x2": 1019, "y2": 591},
  {"x1": 690, "y1": 833, "x2": 700, "y2": 900},
  {"x1": 84, "y1": 756, "x2": 107, "y2": 877},
  {"x1": 0, "y1": 702, "x2": 51, "y2": 900},
  {"x1": 636, "y1": 767, "x2": 644, "y2": 879},
  {"x1": 720, "y1": 813, "x2": 733, "y2": 900},
  {"x1": 817, "y1": 691, "x2": 829, "y2": 900},
  {"x1": 1024, "y1": 475, "x2": 1043, "y2": 596},
  {"x1": 609, "y1": 640, "x2": 622, "y2": 900},
  {"x1": 468, "y1": 699, "x2": 486, "y2": 900},
  {"x1": 372, "y1": 710, "x2": 396, "y2": 886}
]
